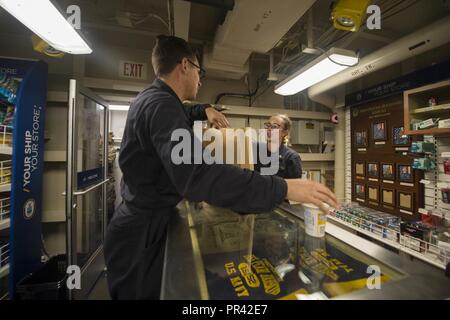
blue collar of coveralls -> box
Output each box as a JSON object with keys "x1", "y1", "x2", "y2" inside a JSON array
[
  {"x1": 152, "y1": 78, "x2": 183, "y2": 105},
  {"x1": 262, "y1": 143, "x2": 288, "y2": 157}
]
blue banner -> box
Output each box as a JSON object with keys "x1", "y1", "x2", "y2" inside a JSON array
[
  {"x1": 346, "y1": 59, "x2": 450, "y2": 107},
  {"x1": 0, "y1": 58, "x2": 48, "y2": 298}
]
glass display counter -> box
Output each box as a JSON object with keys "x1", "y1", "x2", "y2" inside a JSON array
[{"x1": 161, "y1": 201, "x2": 450, "y2": 300}]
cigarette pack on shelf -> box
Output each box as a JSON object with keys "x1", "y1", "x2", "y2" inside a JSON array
[
  {"x1": 418, "y1": 118, "x2": 440, "y2": 130},
  {"x1": 438, "y1": 119, "x2": 450, "y2": 129},
  {"x1": 410, "y1": 141, "x2": 435, "y2": 154},
  {"x1": 0, "y1": 196, "x2": 10, "y2": 221},
  {"x1": 0, "y1": 241, "x2": 9, "y2": 268},
  {"x1": 331, "y1": 204, "x2": 400, "y2": 239},
  {"x1": 0, "y1": 160, "x2": 11, "y2": 185},
  {"x1": 331, "y1": 203, "x2": 448, "y2": 268},
  {"x1": 400, "y1": 221, "x2": 433, "y2": 253},
  {"x1": 437, "y1": 240, "x2": 450, "y2": 264},
  {"x1": 412, "y1": 157, "x2": 436, "y2": 171},
  {"x1": 0, "y1": 125, "x2": 13, "y2": 146},
  {"x1": 444, "y1": 160, "x2": 450, "y2": 175}
]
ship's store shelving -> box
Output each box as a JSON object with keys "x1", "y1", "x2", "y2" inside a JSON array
[{"x1": 0, "y1": 57, "x2": 47, "y2": 299}]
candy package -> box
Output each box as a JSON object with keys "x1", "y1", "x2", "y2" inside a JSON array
[
  {"x1": 2, "y1": 105, "x2": 15, "y2": 126},
  {"x1": 0, "y1": 72, "x2": 20, "y2": 104}
]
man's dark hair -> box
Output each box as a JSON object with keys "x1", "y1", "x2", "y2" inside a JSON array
[{"x1": 152, "y1": 35, "x2": 197, "y2": 77}]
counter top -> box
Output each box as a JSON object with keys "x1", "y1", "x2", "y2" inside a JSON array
[{"x1": 161, "y1": 201, "x2": 450, "y2": 300}]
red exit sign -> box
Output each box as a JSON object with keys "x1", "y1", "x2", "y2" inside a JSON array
[{"x1": 119, "y1": 60, "x2": 147, "y2": 80}]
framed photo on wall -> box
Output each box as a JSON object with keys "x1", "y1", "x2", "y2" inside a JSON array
[
  {"x1": 355, "y1": 162, "x2": 365, "y2": 177},
  {"x1": 372, "y1": 121, "x2": 387, "y2": 141},
  {"x1": 355, "y1": 131, "x2": 368, "y2": 147},
  {"x1": 381, "y1": 163, "x2": 395, "y2": 180},
  {"x1": 398, "y1": 164, "x2": 414, "y2": 183},
  {"x1": 393, "y1": 126, "x2": 411, "y2": 146},
  {"x1": 355, "y1": 184, "x2": 366, "y2": 199},
  {"x1": 398, "y1": 191, "x2": 414, "y2": 211},
  {"x1": 367, "y1": 162, "x2": 379, "y2": 178},
  {"x1": 382, "y1": 189, "x2": 395, "y2": 206},
  {"x1": 368, "y1": 186, "x2": 379, "y2": 202}
]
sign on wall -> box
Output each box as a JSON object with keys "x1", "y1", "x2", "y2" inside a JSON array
[{"x1": 119, "y1": 60, "x2": 147, "y2": 80}]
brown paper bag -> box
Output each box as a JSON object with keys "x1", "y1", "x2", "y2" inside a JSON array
[{"x1": 203, "y1": 127, "x2": 255, "y2": 171}]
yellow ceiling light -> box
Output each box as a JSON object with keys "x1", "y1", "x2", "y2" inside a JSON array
[
  {"x1": 31, "y1": 34, "x2": 65, "y2": 58},
  {"x1": 331, "y1": 0, "x2": 371, "y2": 32},
  {"x1": 0, "y1": 0, "x2": 92, "y2": 54}
]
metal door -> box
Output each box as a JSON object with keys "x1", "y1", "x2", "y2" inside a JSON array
[{"x1": 66, "y1": 79, "x2": 109, "y2": 299}]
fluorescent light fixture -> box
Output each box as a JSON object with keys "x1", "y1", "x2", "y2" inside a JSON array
[
  {"x1": 109, "y1": 105, "x2": 130, "y2": 111},
  {"x1": 274, "y1": 48, "x2": 358, "y2": 96},
  {"x1": 0, "y1": 0, "x2": 92, "y2": 54}
]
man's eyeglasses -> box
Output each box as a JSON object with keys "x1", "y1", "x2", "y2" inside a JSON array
[
  {"x1": 264, "y1": 122, "x2": 282, "y2": 130},
  {"x1": 187, "y1": 59, "x2": 206, "y2": 79}
]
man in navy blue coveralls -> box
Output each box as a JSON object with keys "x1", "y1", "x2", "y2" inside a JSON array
[{"x1": 104, "y1": 35, "x2": 338, "y2": 299}]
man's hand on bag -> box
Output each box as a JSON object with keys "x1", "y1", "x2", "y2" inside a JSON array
[
  {"x1": 205, "y1": 106, "x2": 230, "y2": 129},
  {"x1": 285, "y1": 179, "x2": 339, "y2": 214}
]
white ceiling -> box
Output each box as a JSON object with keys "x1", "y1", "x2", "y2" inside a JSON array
[{"x1": 0, "y1": 0, "x2": 449, "y2": 78}]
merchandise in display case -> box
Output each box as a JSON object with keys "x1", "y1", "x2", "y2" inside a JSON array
[
  {"x1": 330, "y1": 202, "x2": 450, "y2": 269},
  {"x1": 164, "y1": 202, "x2": 405, "y2": 300},
  {"x1": 0, "y1": 160, "x2": 11, "y2": 185},
  {"x1": 0, "y1": 196, "x2": 10, "y2": 222},
  {"x1": 162, "y1": 202, "x2": 450, "y2": 300},
  {"x1": 404, "y1": 79, "x2": 450, "y2": 136},
  {"x1": 0, "y1": 242, "x2": 8, "y2": 268}
]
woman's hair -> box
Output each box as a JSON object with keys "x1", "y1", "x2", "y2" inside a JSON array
[
  {"x1": 276, "y1": 114, "x2": 292, "y2": 131},
  {"x1": 273, "y1": 114, "x2": 292, "y2": 145}
]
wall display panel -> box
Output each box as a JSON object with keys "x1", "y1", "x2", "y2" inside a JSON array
[{"x1": 350, "y1": 95, "x2": 423, "y2": 220}]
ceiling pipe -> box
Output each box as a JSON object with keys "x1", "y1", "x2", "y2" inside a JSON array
[
  {"x1": 167, "y1": 0, "x2": 174, "y2": 35},
  {"x1": 204, "y1": 0, "x2": 317, "y2": 79},
  {"x1": 308, "y1": 16, "x2": 450, "y2": 108},
  {"x1": 182, "y1": 0, "x2": 234, "y2": 11}
]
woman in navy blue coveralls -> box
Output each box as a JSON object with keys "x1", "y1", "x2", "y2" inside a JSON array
[{"x1": 255, "y1": 114, "x2": 302, "y2": 179}]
